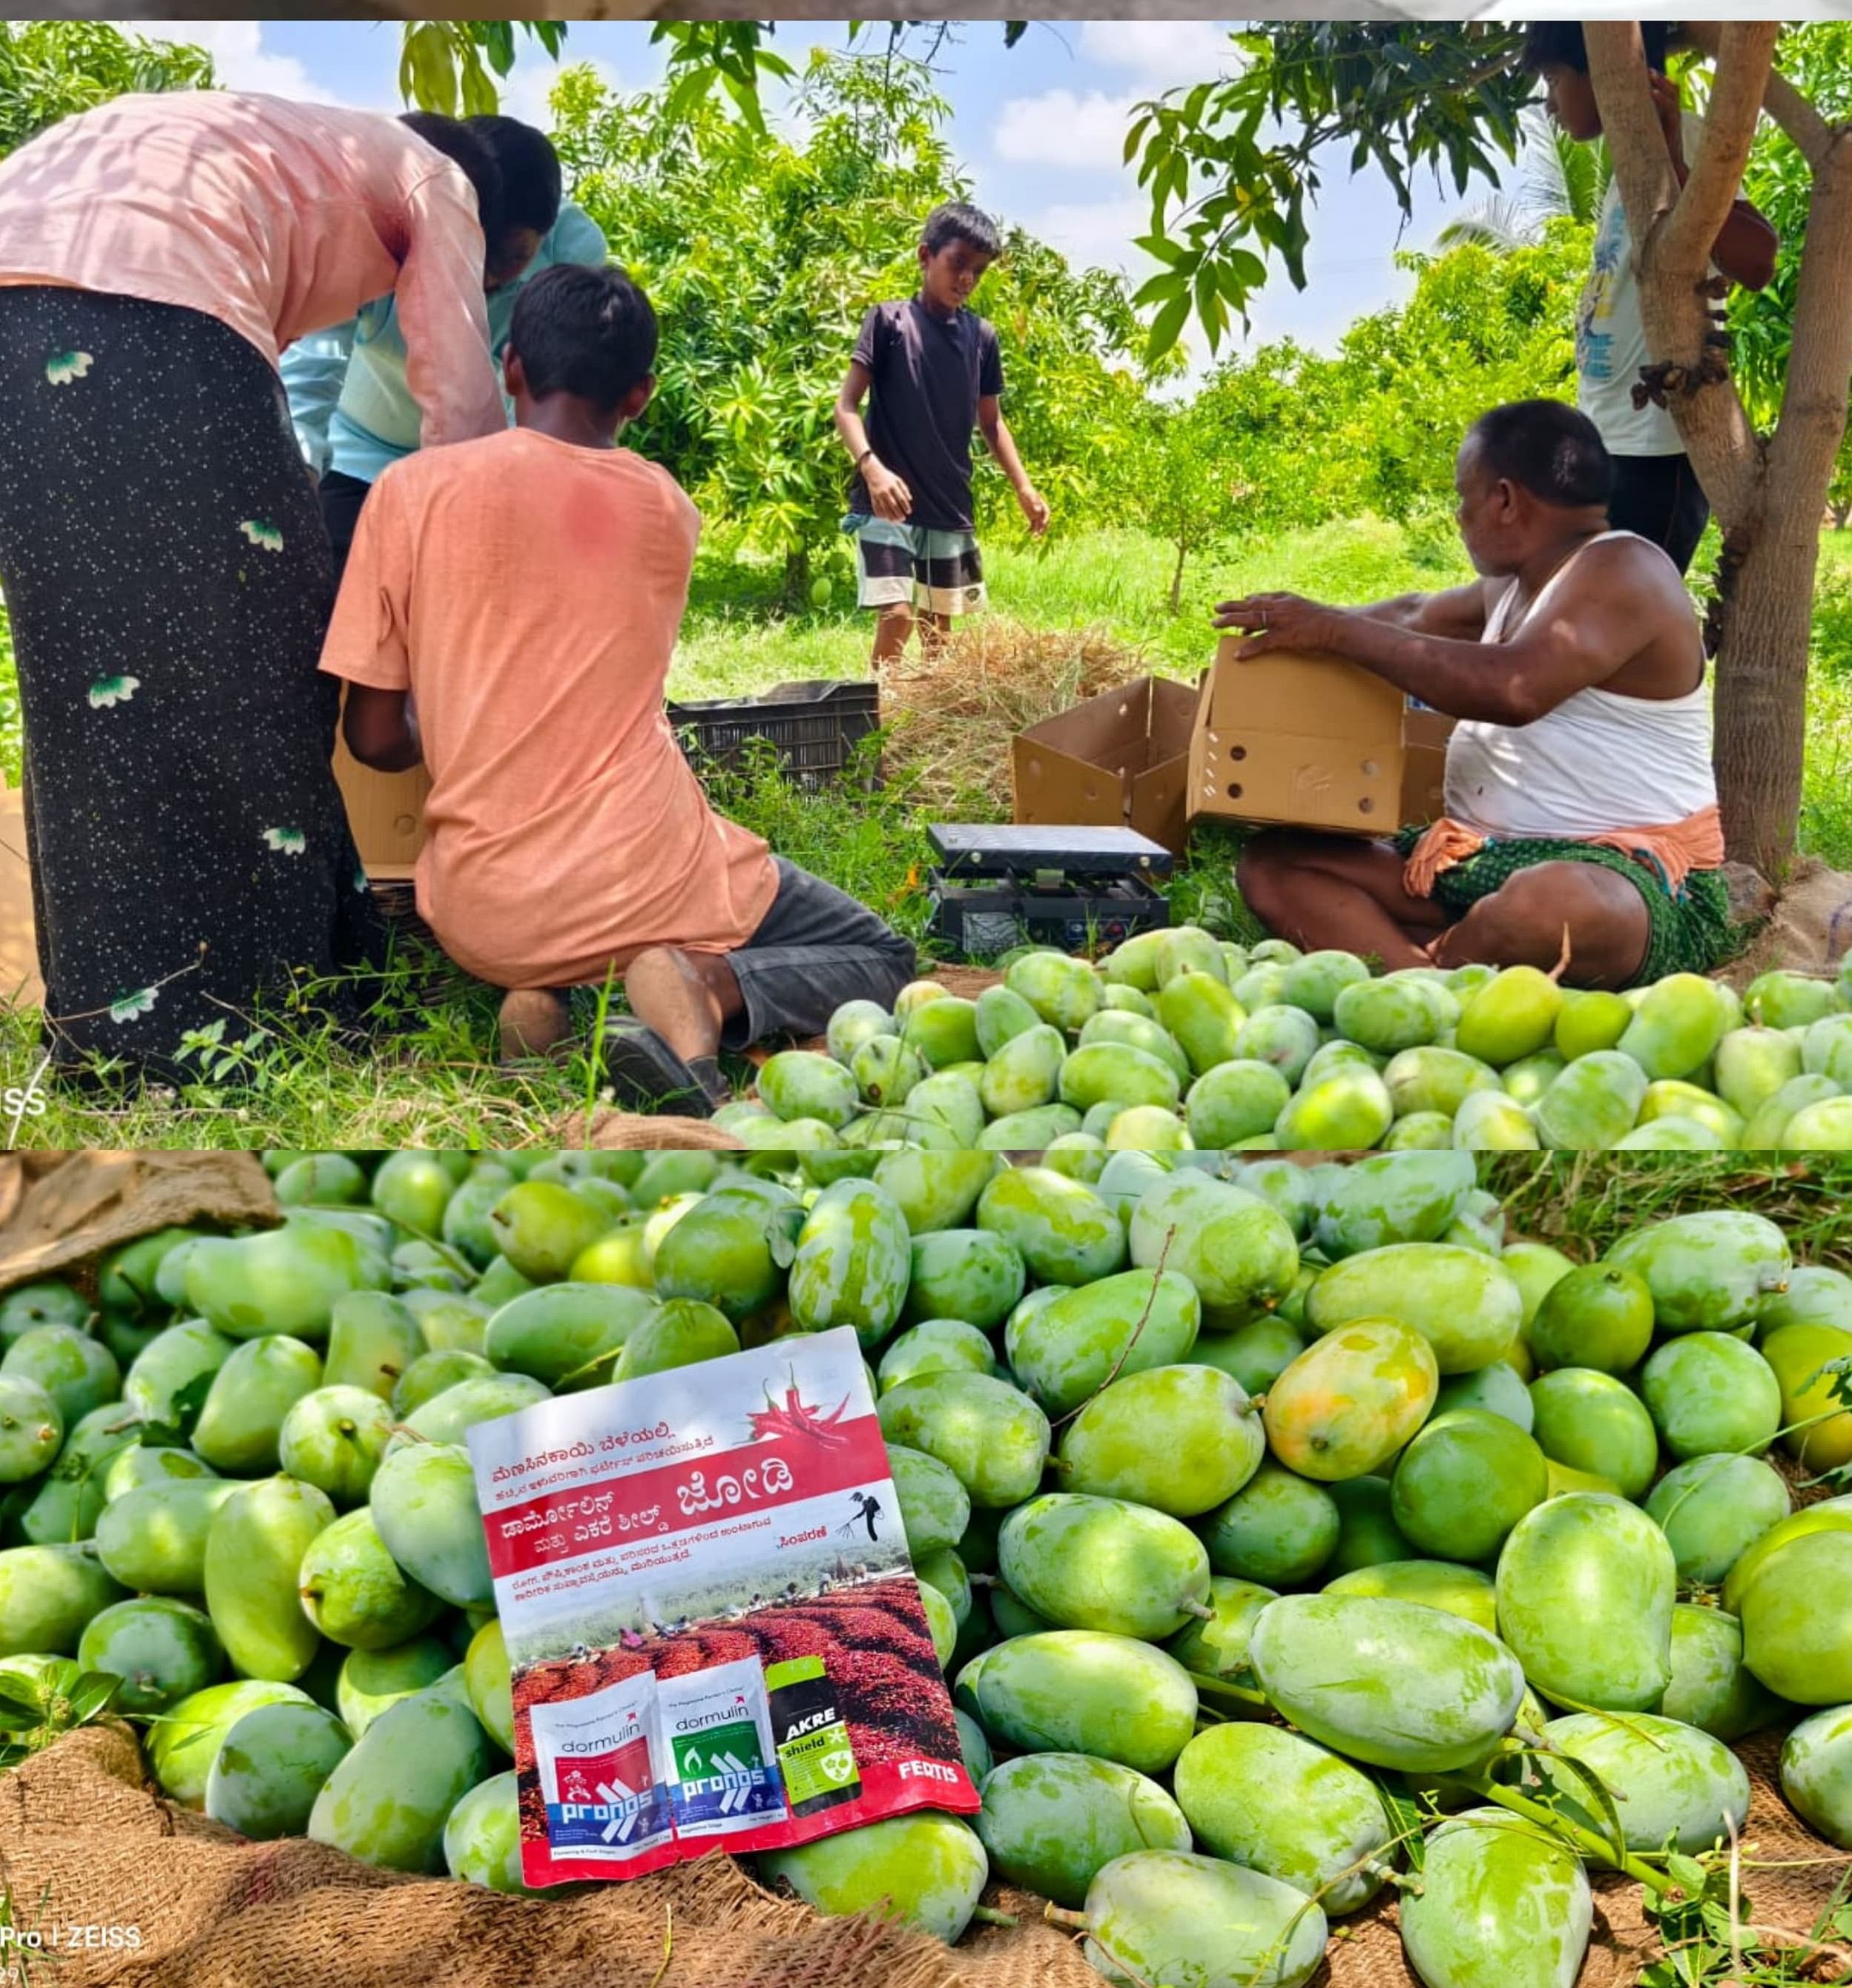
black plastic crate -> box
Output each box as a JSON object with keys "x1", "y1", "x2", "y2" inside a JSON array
[{"x1": 665, "y1": 679, "x2": 881, "y2": 789}]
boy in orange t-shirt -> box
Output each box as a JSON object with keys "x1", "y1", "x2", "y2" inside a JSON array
[{"x1": 320, "y1": 263, "x2": 915, "y2": 1114}]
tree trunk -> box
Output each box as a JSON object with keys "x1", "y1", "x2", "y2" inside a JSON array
[
  {"x1": 782, "y1": 544, "x2": 812, "y2": 612},
  {"x1": 1710, "y1": 509, "x2": 1819, "y2": 880},
  {"x1": 1167, "y1": 534, "x2": 1188, "y2": 615}
]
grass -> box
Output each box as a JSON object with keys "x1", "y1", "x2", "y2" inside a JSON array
[{"x1": 0, "y1": 517, "x2": 1849, "y2": 1145}]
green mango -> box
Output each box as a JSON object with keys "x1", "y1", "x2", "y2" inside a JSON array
[
  {"x1": 1383, "y1": 1107, "x2": 1456, "y2": 1146},
  {"x1": 1528, "y1": 1050, "x2": 1644, "y2": 1150},
  {"x1": 1326, "y1": 1475, "x2": 1418, "y2": 1576},
  {"x1": 78, "y1": 1594, "x2": 222, "y2": 1714},
  {"x1": 877, "y1": 1371, "x2": 1049, "y2": 1508},
  {"x1": 757, "y1": 1049, "x2": 860, "y2": 1129},
  {"x1": 975, "y1": 1167, "x2": 1125, "y2": 1287},
  {"x1": 1712, "y1": 1026, "x2": 1804, "y2": 1117},
  {"x1": 149, "y1": 1678, "x2": 317, "y2": 1806},
  {"x1": 1153, "y1": 972, "x2": 1244, "y2": 1076},
  {"x1": 999, "y1": 1493, "x2": 1211, "y2": 1639},
  {"x1": 1041, "y1": 1133, "x2": 1108, "y2": 1183},
  {"x1": 463, "y1": 1617, "x2": 514, "y2": 1754},
  {"x1": 0, "y1": 1542, "x2": 127, "y2": 1657},
  {"x1": 1275, "y1": 1066, "x2": 1394, "y2": 1150},
  {"x1": 905, "y1": 1229, "x2": 1025, "y2": 1330},
  {"x1": 903, "y1": 996, "x2": 983, "y2": 1074},
  {"x1": 975, "y1": 1103, "x2": 1084, "y2": 1150},
  {"x1": 1538, "y1": 1711, "x2": 1750, "y2": 1851},
  {"x1": 1781, "y1": 1704, "x2": 1852, "y2": 1849},
  {"x1": 1634, "y1": 1080, "x2": 1743, "y2": 1146},
  {"x1": 438, "y1": 1170, "x2": 515, "y2": 1269},
  {"x1": 1451, "y1": 1089, "x2": 1541, "y2": 1150},
  {"x1": 1658, "y1": 1604, "x2": 1782, "y2": 1742},
  {"x1": 977, "y1": 1751, "x2": 1188, "y2": 1909},
  {"x1": 895, "y1": 1071, "x2": 986, "y2": 1149},
  {"x1": 1006, "y1": 951, "x2": 1104, "y2": 1034},
  {"x1": 1182, "y1": 1062, "x2": 1291, "y2": 1148},
  {"x1": 403, "y1": 1289, "x2": 488, "y2": 1355},
  {"x1": 1616, "y1": 972, "x2": 1733, "y2": 1080},
  {"x1": 786, "y1": 1180, "x2": 912, "y2": 1347},
  {"x1": 485, "y1": 1181, "x2": 615, "y2": 1284},
  {"x1": 1101, "y1": 930, "x2": 1167, "y2": 993},
  {"x1": 298, "y1": 1507, "x2": 444, "y2": 1650},
  {"x1": 1278, "y1": 948, "x2": 1367, "y2": 1022},
  {"x1": 0, "y1": 1375, "x2": 60, "y2": 1484},
  {"x1": 1721, "y1": 1499, "x2": 1852, "y2": 1615},
  {"x1": 391, "y1": 1350, "x2": 495, "y2": 1419},
  {"x1": 760, "y1": 1811, "x2": 989, "y2": 1944},
  {"x1": 955, "y1": 1708, "x2": 994, "y2": 1786},
  {"x1": 481, "y1": 1284, "x2": 656, "y2": 1391},
  {"x1": 1775, "y1": 1094, "x2": 1852, "y2": 1146},
  {"x1": 1101, "y1": 1105, "x2": 1190, "y2": 1150},
  {"x1": 1389, "y1": 1409, "x2": 1547, "y2": 1563},
  {"x1": 1059, "y1": 1042, "x2": 1182, "y2": 1119},
  {"x1": 1604, "y1": 1209, "x2": 1792, "y2": 1333},
  {"x1": 0, "y1": 1281, "x2": 90, "y2": 1347},
  {"x1": 1163, "y1": 1573, "x2": 1276, "y2": 1687},
  {"x1": 1384, "y1": 1046, "x2": 1502, "y2": 1120},
  {"x1": 1501, "y1": 1049, "x2": 1567, "y2": 1108},
  {"x1": 1006, "y1": 1267, "x2": 1199, "y2": 1416},
  {"x1": 335, "y1": 1636, "x2": 455, "y2": 1741},
  {"x1": 1148, "y1": 928, "x2": 1227, "y2": 989},
  {"x1": 189, "y1": 1335, "x2": 323, "y2": 1475},
  {"x1": 877, "y1": 1318, "x2": 995, "y2": 1393},
  {"x1": 1074, "y1": 1849, "x2": 1325, "y2": 1988},
  {"x1": 1432, "y1": 1362, "x2": 1535, "y2": 1433},
  {"x1": 1740, "y1": 1072, "x2": 1842, "y2": 1149},
  {"x1": 1310, "y1": 1151, "x2": 1474, "y2": 1260},
  {"x1": 973, "y1": 1630, "x2": 1197, "y2": 1774},
  {"x1": 99, "y1": 1439, "x2": 214, "y2": 1504},
  {"x1": 1758, "y1": 1264, "x2": 1852, "y2": 1334},
  {"x1": 401, "y1": 1373, "x2": 551, "y2": 1446},
  {"x1": 1400, "y1": 1807, "x2": 1592, "y2": 1988},
  {"x1": 1495, "y1": 1493, "x2": 1675, "y2": 1711},
  {"x1": 613, "y1": 1300, "x2": 738, "y2": 1381},
  {"x1": 1640, "y1": 1333, "x2": 1782, "y2": 1459},
  {"x1": 1739, "y1": 1528, "x2": 1852, "y2": 1703},
  {"x1": 369, "y1": 1442, "x2": 491, "y2": 1609},
  {"x1": 1265, "y1": 1320, "x2": 1440, "y2": 1482},
  {"x1": 274, "y1": 1153, "x2": 368, "y2": 1206},
  {"x1": 1527, "y1": 1368, "x2": 1658, "y2": 1499},
  {"x1": 1325, "y1": 1559, "x2": 1497, "y2": 1633},
  {"x1": 1528, "y1": 1264, "x2": 1652, "y2": 1375},
  {"x1": 2, "y1": 1325, "x2": 118, "y2": 1427},
  {"x1": 1191, "y1": 1316, "x2": 1305, "y2": 1396},
  {"x1": 886, "y1": 1443, "x2": 971, "y2": 1559},
  {"x1": 1455, "y1": 966, "x2": 1566, "y2": 1069},
  {"x1": 441, "y1": 1769, "x2": 529, "y2": 1892},
  {"x1": 203, "y1": 1476, "x2": 337, "y2": 1681},
  {"x1": 828, "y1": 997, "x2": 899, "y2": 1065},
  {"x1": 969, "y1": 983, "x2": 1038, "y2": 1058},
  {"x1": 1127, "y1": 1174, "x2": 1297, "y2": 1315},
  {"x1": 1234, "y1": 1005, "x2": 1322, "y2": 1086},
  {"x1": 1305, "y1": 1242, "x2": 1520, "y2": 1376},
  {"x1": 308, "y1": 1685, "x2": 494, "y2": 1872},
  {"x1": 1250, "y1": 1592, "x2": 1525, "y2": 1772},
  {"x1": 1057, "y1": 1364, "x2": 1262, "y2": 1516},
  {"x1": 93, "y1": 1478, "x2": 237, "y2": 1594},
  {"x1": 1173, "y1": 1723, "x2": 1393, "y2": 1914},
  {"x1": 369, "y1": 1152, "x2": 457, "y2": 1238},
  {"x1": 323, "y1": 1292, "x2": 424, "y2": 1402},
  {"x1": 1198, "y1": 1462, "x2": 1339, "y2": 1586},
  {"x1": 1334, "y1": 977, "x2": 1445, "y2": 1056},
  {"x1": 978, "y1": 1023, "x2": 1064, "y2": 1120},
  {"x1": 184, "y1": 1224, "x2": 375, "y2": 1342},
  {"x1": 1762, "y1": 1322, "x2": 1852, "y2": 1472},
  {"x1": 205, "y1": 1699, "x2": 353, "y2": 1840},
  {"x1": 650, "y1": 1200, "x2": 781, "y2": 1323},
  {"x1": 1552, "y1": 988, "x2": 1635, "y2": 1063},
  {"x1": 870, "y1": 1152, "x2": 996, "y2": 1235},
  {"x1": 1644, "y1": 1454, "x2": 1792, "y2": 1585},
  {"x1": 1744, "y1": 971, "x2": 1839, "y2": 1030},
  {"x1": 275, "y1": 1387, "x2": 394, "y2": 1507},
  {"x1": 1081, "y1": 1011, "x2": 1191, "y2": 1084}
]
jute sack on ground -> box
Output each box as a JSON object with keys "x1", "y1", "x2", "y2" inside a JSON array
[
  {"x1": 0, "y1": 1152, "x2": 277, "y2": 1298},
  {"x1": 5, "y1": 1721, "x2": 1844, "y2": 1988}
]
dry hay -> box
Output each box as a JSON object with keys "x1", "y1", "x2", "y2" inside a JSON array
[{"x1": 881, "y1": 616, "x2": 1150, "y2": 813}]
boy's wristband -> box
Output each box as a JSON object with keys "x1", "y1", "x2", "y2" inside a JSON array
[{"x1": 856, "y1": 446, "x2": 875, "y2": 467}]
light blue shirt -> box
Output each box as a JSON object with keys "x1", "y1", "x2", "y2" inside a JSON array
[{"x1": 282, "y1": 200, "x2": 609, "y2": 484}]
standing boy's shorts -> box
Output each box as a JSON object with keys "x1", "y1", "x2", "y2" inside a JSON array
[{"x1": 846, "y1": 514, "x2": 987, "y2": 617}]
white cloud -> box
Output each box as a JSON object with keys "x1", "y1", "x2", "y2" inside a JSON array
[
  {"x1": 1078, "y1": 22, "x2": 1241, "y2": 90},
  {"x1": 1033, "y1": 196, "x2": 1153, "y2": 276},
  {"x1": 992, "y1": 88, "x2": 1139, "y2": 171},
  {"x1": 149, "y1": 22, "x2": 352, "y2": 105}
]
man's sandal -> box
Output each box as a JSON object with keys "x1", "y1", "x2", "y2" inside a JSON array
[{"x1": 598, "y1": 1017, "x2": 719, "y2": 1119}]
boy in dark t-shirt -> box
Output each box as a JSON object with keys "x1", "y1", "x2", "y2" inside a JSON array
[{"x1": 834, "y1": 201, "x2": 1048, "y2": 667}]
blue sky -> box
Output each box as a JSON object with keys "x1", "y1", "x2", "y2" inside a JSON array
[{"x1": 154, "y1": 19, "x2": 1496, "y2": 360}]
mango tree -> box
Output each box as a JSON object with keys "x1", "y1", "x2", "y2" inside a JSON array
[{"x1": 1124, "y1": 21, "x2": 1852, "y2": 881}]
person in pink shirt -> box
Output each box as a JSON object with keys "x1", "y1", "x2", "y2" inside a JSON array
[
  {"x1": 321, "y1": 263, "x2": 916, "y2": 1114},
  {"x1": 0, "y1": 92, "x2": 518, "y2": 1081}
]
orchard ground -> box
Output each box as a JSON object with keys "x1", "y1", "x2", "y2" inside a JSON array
[{"x1": 1, "y1": 518, "x2": 1850, "y2": 1148}]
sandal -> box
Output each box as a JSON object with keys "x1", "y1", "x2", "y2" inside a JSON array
[{"x1": 598, "y1": 1017, "x2": 716, "y2": 1118}]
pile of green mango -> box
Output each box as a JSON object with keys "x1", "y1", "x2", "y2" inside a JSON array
[
  {"x1": 5, "y1": 1148, "x2": 1852, "y2": 1988},
  {"x1": 725, "y1": 930, "x2": 1852, "y2": 1155}
]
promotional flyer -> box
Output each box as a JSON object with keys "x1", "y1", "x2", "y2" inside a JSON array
[{"x1": 465, "y1": 1327, "x2": 979, "y2": 1887}]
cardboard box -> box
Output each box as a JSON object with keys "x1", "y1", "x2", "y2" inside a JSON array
[
  {"x1": 1188, "y1": 640, "x2": 1456, "y2": 836},
  {"x1": 1012, "y1": 676, "x2": 1197, "y2": 855},
  {"x1": 333, "y1": 731, "x2": 430, "y2": 881}
]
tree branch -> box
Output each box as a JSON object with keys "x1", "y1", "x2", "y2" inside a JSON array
[
  {"x1": 1586, "y1": 23, "x2": 1679, "y2": 241},
  {"x1": 1679, "y1": 22, "x2": 1836, "y2": 168},
  {"x1": 1662, "y1": 22, "x2": 1777, "y2": 273},
  {"x1": 1769, "y1": 128, "x2": 1852, "y2": 501}
]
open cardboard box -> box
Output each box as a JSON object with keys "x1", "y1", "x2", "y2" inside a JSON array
[
  {"x1": 1011, "y1": 675, "x2": 1198, "y2": 855},
  {"x1": 1189, "y1": 638, "x2": 1455, "y2": 835},
  {"x1": 332, "y1": 728, "x2": 429, "y2": 881}
]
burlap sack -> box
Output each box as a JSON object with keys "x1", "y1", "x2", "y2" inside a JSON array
[
  {"x1": 0, "y1": 1152, "x2": 277, "y2": 1298},
  {"x1": 1, "y1": 1720, "x2": 1844, "y2": 1988},
  {"x1": 1713, "y1": 857, "x2": 1852, "y2": 990},
  {"x1": 547, "y1": 1109, "x2": 746, "y2": 1151}
]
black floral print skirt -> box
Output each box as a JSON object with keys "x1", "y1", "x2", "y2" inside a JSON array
[{"x1": 0, "y1": 286, "x2": 385, "y2": 1080}]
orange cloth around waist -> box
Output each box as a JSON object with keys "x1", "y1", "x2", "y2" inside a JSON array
[{"x1": 1403, "y1": 802, "x2": 1725, "y2": 899}]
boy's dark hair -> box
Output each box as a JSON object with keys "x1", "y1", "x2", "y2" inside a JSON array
[
  {"x1": 464, "y1": 114, "x2": 564, "y2": 238},
  {"x1": 1469, "y1": 400, "x2": 1615, "y2": 509},
  {"x1": 922, "y1": 200, "x2": 1001, "y2": 260},
  {"x1": 1519, "y1": 21, "x2": 1673, "y2": 74},
  {"x1": 510, "y1": 262, "x2": 658, "y2": 411},
  {"x1": 398, "y1": 111, "x2": 503, "y2": 237}
]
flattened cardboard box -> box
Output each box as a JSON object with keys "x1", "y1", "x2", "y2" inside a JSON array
[
  {"x1": 0, "y1": 773, "x2": 42, "y2": 1009},
  {"x1": 1011, "y1": 675, "x2": 1197, "y2": 854},
  {"x1": 333, "y1": 730, "x2": 429, "y2": 881},
  {"x1": 1189, "y1": 638, "x2": 1455, "y2": 836}
]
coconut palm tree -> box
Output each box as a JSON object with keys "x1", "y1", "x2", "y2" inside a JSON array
[{"x1": 1437, "y1": 105, "x2": 1609, "y2": 251}]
